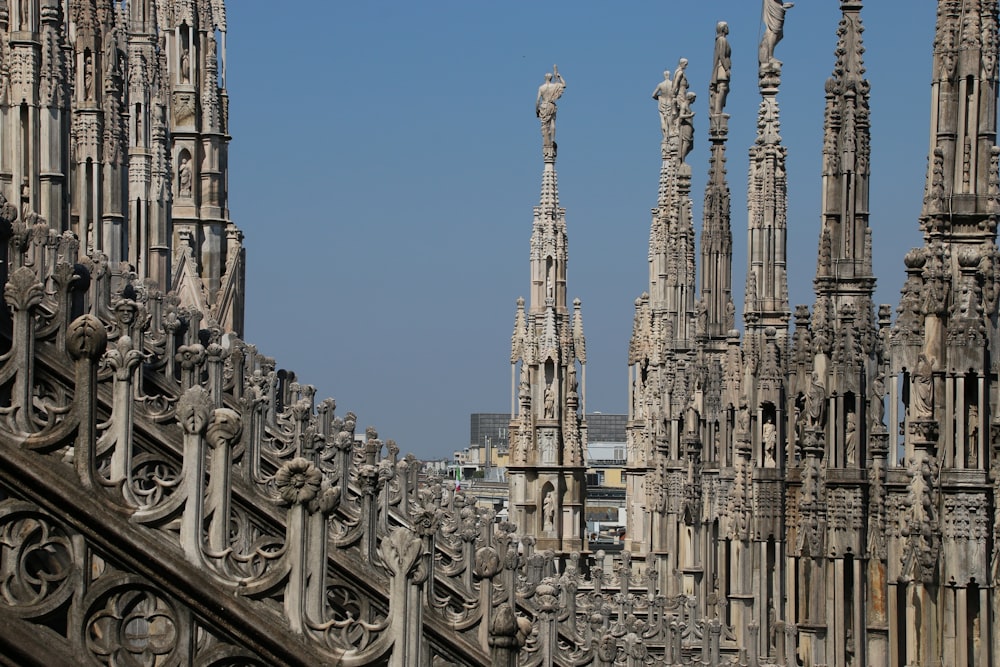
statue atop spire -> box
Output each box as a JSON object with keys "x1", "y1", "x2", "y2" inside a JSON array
[
  {"x1": 536, "y1": 65, "x2": 566, "y2": 160},
  {"x1": 652, "y1": 58, "x2": 695, "y2": 163},
  {"x1": 759, "y1": 0, "x2": 794, "y2": 74},
  {"x1": 710, "y1": 21, "x2": 732, "y2": 123}
]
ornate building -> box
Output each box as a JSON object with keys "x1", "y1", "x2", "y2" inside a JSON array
[
  {"x1": 3, "y1": 0, "x2": 1000, "y2": 666},
  {"x1": 0, "y1": 0, "x2": 243, "y2": 335}
]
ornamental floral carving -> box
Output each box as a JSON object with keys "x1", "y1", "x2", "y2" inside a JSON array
[{"x1": 274, "y1": 457, "x2": 322, "y2": 506}]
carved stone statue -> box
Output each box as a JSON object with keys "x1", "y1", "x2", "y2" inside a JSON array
[
  {"x1": 542, "y1": 491, "x2": 555, "y2": 532},
  {"x1": 178, "y1": 157, "x2": 192, "y2": 197},
  {"x1": 870, "y1": 374, "x2": 886, "y2": 430},
  {"x1": 910, "y1": 354, "x2": 934, "y2": 419},
  {"x1": 845, "y1": 412, "x2": 857, "y2": 465},
  {"x1": 536, "y1": 66, "x2": 566, "y2": 150},
  {"x1": 763, "y1": 417, "x2": 776, "y2": 467},
  {"x1": 710, "y1": 22, "x2": 732, "y2": 116},
  {"x1": 543, "y1": 383, "x2": 555, "y2": 419},
  {"x1": 652, "y1": 70, "x2": 673, "y2": 140},
  {"x1": 759, "y1": 0, "x2": 794, "y2": 70},
  {"x1": 805, "y1": 372, "x2": 825, "y2": 429},
  {"x1": 84, "y1": 55, "x2": 94, "y2": 101},
  {"x1": 181, "y1": 46, "x2": 191, "y2": 84},
  {"x1": 678, "y1": 91, "x2": 696, "y2": 162},
  {"x1": 736, "y1": 402, "x2": 751, "y2": 435},
  {"x1": 672, "y1": 58, "x2": 689, "y2": 103}
]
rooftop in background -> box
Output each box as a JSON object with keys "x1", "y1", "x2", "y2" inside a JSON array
[{"x1": 470, "y1": 412, "x2": 626, "y2": 449}]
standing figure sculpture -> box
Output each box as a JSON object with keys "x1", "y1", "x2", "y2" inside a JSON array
[
  {"x1": 678, "y1": 92, "x2": 696, "y2": 162},
  {"x1": 805, "y1": 372, "x2": 826, "y2": 430},
  {"x1": 845, "y1": 412, "x2": 857, "y2": 465},
  {"x1": 968, "y1": 403, "x2": 980, "y2": 466},
  {"x1": 710, "y1": 22, "x2": 732, "y2": 117},
  {"x1": 652, "y1": 70, "x2": 674, "y2": 140},
  {"x1": 759, "y1": 0, "x2": 794, "y2": 71},
  {"x1": 542, "y1": 491, "x2": 555, "y2": 532},
  {"x1": 536, "y1": 66, "x2": 566, "y2": 151},
  {"x1": 84, "y1": 55, "x2": 94, "y2": 101},
  {"x1": 762, "y1": 417, "x2": 776, "y2": 467},
  {"x1": 910, "y1": 354, "x2": 934, "y2": 419},
  {"x1": 672, "y1": 58, "x2": 689, "y2": 102}
]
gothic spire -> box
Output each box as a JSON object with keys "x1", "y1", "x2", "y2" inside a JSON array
[
  {"x1": 507, "y1": 67, "x2": 586, "y2": 554},
  {"x1": 811, "y1": 0, "x2": 877, "y2": 363},
  {"x1": 744, "y1": 2, "x2": 793, "y2": 350},
  {"x1": 700, "y1": 21, "x2": 735, "y2": 345}
]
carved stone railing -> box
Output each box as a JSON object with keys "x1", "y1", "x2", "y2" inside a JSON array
[{"x1": 0, "y1": 202, "x2": 772, "y2": 667}]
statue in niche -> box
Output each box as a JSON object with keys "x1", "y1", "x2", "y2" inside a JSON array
[
  {"x1": 542, "y1": 491, "x2": 555, "y2": 532},
  {"x1": 543, "y1": 383, "x2": 555, "y2": 419},
  {"x1": 759, "y1": 0, "x2": 794, "y2": 70},
  {"x1": 910, "y1": 354, "x2": 934, "y2": 419},
  {"x1": 652, "y1": 70, "x2": 673, "y2": 140},
  {"x1": 178, "y1": 156, "x2": 192, "y2": 197},
  {"x1": 869, "y1": 374, "x2": 885, "y2": 430},
  {"x1": 535, "y1": 66, "x2": 566, "y2": 149},
  {"x1": 968, "y1": 403, "x2": 980, "y2": 466},
  {"x1": 710, "y1": 22, "x2": 732, "y2": 116},
  {"x1": 845, "y1": 412, "x2": 857, "y2": 465},
  {"x1": 19, "y1": 0, "x2": 27, "y2": 31},
  {"x1": 763, "y1": 417, "x2": 776, "y2": 467},
  {"x1": 677, "y1": 91, "x2": 696, "y2": 162},
  {"x1": 685, "y1": 397, "x2": 698, "y2": 435},
  {"x1": 180, "y1": 46, "x2": 191, "y2": 83},
  {"x1": 725, "y1": 299, "x2": 736, "y2": 331},
  {"x1": 84, "y1": 54, "x2": 94, "y2": 100},
  {"x1": 805, "y1": 372, "x2": 826, "y2": 429}
]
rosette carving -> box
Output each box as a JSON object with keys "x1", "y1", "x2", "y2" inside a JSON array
[{"x1": 274, "y1": 458, "x2": 322, "y2": 506}]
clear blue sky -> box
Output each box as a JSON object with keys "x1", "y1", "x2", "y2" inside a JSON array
[{"x1": 225, "y1": 2, "x2": 936, "y2": 459}]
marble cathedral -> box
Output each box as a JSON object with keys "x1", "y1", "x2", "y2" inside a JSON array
[{"x1": 2, "y1": 0, "x2": 1000, "y2": 666}]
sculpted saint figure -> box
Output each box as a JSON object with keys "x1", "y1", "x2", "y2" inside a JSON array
[
  {"x1": 543, "y1": 384, "x2": 555, "y2": 419},
  {"x1": 180, "y1": 46, "x2": 190, "y2": 83},
  {"x1": 805, "y1": 372, "x2": 825, "y2": 429},
  {"x1": 736, "y1": 402, "x2": 751, "y2": 435},
  {"x1": 762, "y1": 417, "x2": 776, "y2": 467},
  {"x1": 759, "y1": 0, "x2": 794, "y2": 70},
  {"x1": 178, "y1": 157, "x2": 192, "y2": 197},
  {"x1": 910, "y1": 354, "x2": 934, "y2": 419},
  {"x1": 672, "y1": 58, "x2": 689, "y2": 103},
  {"x1": 678, "y1": 91, "x2": 696, "y2": 162},
  {"x1": 710, "y1": 22, "x2": 732, "y2": 116},
  {"x1": 84, "y1": 55, "x2": 94, "y2": 100},
  {"x1": 845, "y1": 412, "x2": 857, "y2": 465},
  {"x1": 542, "y1": 491, "x2": 555, "y2": 532},
  {"x1": 536, "y1": 66, "x2": 566, "y2": 149},
  {"x1": 869, "y1": 374, "x2": 886, "y2": 429},
  {"x1": 652, "y1": 70, "x2": 673, "y2": 140}
]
